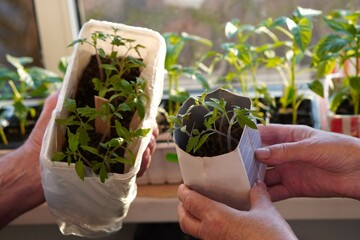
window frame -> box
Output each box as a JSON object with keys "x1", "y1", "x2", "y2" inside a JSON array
[{"x1": 33, "y1": 0, "x2": 80, "y2": 73}]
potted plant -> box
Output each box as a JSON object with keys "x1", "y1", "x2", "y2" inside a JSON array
[
  {"x1": 205, "y1": 7, "x2": 321, "y2": 127},
  {"x1": 170, "y1": 88, "x2": 266, "y2": 210},
  {"x1": 40, "y1": 19, "x2": 166, "y2": 237},
  {"x1": 0, "y1": 54, "x2": 62, "y2": 150},
  {"x1": 255, "y1": 6, "x2": 321, "y2": 126},
  {"x1": 309, "y1": 9, "x2": 360, "y2": 137}
]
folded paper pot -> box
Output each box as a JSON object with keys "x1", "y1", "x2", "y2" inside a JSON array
[
  {"x1": 40, "y1": 20, "x2": 166, "y2": 237},
  {"x1": 173, "y1": 89, "x2": 266, "y2": 210}
]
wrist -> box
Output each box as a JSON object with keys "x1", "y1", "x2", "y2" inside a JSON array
[{"x1": 0, "y1": 144, "x2": 44, "y2": 227}]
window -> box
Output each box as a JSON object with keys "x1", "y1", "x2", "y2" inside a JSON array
[{"x1": 0, "y1": 1, "x2": 42, "y2": 67}]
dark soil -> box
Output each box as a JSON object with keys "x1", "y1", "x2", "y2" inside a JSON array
[
  {"x1": 335, "y1": 98, "x2": 357, "y2": 115},
  {"x1": 64, "y1": 55, "x2": 142, "y2": 174},
  {"x1": 262, "y1": 98, "x2": 315, "y2": 127},
  {"x1": 194, "y1": 120, "x2": 243, "y2": 157}
]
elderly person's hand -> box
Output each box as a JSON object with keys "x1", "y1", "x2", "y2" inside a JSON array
[
  {"x1": 256, "y1": 124, "x2": 360, "y2": 201},
  {"x1": 177, "y1": 182, "x2": 297, "y2": 240}
]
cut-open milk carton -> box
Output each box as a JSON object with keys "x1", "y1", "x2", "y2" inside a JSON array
[
  {"x1": 40, "y1": 20, "x2": 166, "y2": 237},
  {"x1": 174, "y1": 89, "x2": 266, "y2": 210}
]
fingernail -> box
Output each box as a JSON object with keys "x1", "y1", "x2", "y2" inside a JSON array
[{"x1": 255, "y1": 148, "x2": 271, "y2": 159}]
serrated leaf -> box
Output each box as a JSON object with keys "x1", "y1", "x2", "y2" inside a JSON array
[
  {"x1": 67, "y1": 128, "x2": 79, "y2": 153},
  {"x1": 75, "y1": 160, "x2": 85, "y2": 180}
]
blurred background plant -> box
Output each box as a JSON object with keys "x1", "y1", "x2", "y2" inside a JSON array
[
  {"x1": 310, "y1": 9, "x2": 360, "y2": 115},
  {"x1": 158, "y1": 32, "x2": 212, "y2": 134},
  {"x1": 0, "y1": 54, "x2": 62, "y2": 146}
]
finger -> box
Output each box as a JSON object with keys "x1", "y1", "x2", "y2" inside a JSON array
[
  {"x1": 258, "y1": 124, "x2": 314, "y2": 145},
  {"x1": 177, "y1": 184, "x2": 215, "y2": 220},
  {"x1": 148, "y1": 134, "x2": 157, "y2": 155},
  {"x1": 263, "y1": 167, "x2": 281, "y2": 187},
  {"x1": 138, "y1": 147, "x2": 151, "y2": 177},
  {"x1": 249, "y1": 181, "x2": 273, "y2": 209},
  {"x1": 178, "y1": 202, "x2": 201, "y2": 239},
  {"x1": 267, "y1": 185, "x2": 293, "y2": 202},
  {"x1": 152, "y1": 123, "x2": 160, "y2": 139}
]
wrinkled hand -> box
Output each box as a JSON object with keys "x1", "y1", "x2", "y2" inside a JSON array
[
  {"x1": 177, "y1": 182, "x2": 297, "y2": 240},
  {"x1": 24, "y1": 91, "x2": 59, "y2": 158},
  {"x1": 138, "y1": 124, "x2": 159, "y2": 177},
  {"x1": 255, "y1": 124, "x2": 360, "y2": 201}
]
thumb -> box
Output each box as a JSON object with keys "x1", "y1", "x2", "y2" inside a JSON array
[{"x1": 249, "y1": 181, "x2": 273, "y2": 210}]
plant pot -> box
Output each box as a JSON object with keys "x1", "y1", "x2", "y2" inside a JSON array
[
  {"x1": 40, "y1": 20, "x2": 166, "y2": 237},
  {"x1": 265, "y1": 95, "x2": 320, "y2": 128},
  {"x1": 173, "y1": 89, "x2": 266, "y2": 210},
  {"x1": 321, "y1": 73, "x2": 360, "y2": 137}
]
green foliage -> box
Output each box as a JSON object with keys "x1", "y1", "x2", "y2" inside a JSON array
[
  {"x1": 209, "y1": 18, "x2": 276, "y2": 115},
  {"x1": 0, "y1": 54, "x2": 62, "y2": 144},
  {"x1": 53, "y1": 28, "x2": 150, "y2": 183},
  {"x1": 255, "y1": 6, "x2": 321, "y2": 124},
  {"x1": 310, "y1": 9, "x2": 360, "y2": 114},
  {"x1": 169, "y1": 91, "x2": 265, "y2": 155},
  {"x1": 163, "y1": 32, "x2": 212, "y2": 123}
]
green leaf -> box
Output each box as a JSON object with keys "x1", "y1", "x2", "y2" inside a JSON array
[
  {"x1": 134, "y1": 128, "x2": 151, "y2": 138},
  {"x1": 288, "y1": 17, "x2": 312, "y2": 52},
  {"x1": 67, "y1": 128, "x2": 79, "y2": 153},
  {"x1": 68, "y1": 38, "x2": 87, "y2": 47},
  {"x1": 104, "y1": 138, "x2": 125, "y2": 147},
  {"x1": 81, "y1": 145, "x2": 101, "y2": 157},
  {"x1": 194, "y1": 134, "x2": 210, "y2": 152},
  {"x1": 52, "y1": 152, "x2": 66, "y2": 161},
  {"x1": 101, "y1": 64, "x2": 118, "y2": 72},
  {"x1": 308, "y1": 80, "x2": 324, "y2": 98},
  {"x1": 168, "y1": 115, "x2": 181, "y2": 126},
  {"x1": 77, "y1": 106, "x2": 101, "y2": 120},
  {"x1": 329, "y1": 92, "x2": 346, "y2": 112},
  {"x1": 99, "y1": 164, "x2": 108, "y2": 183},
  {"x1": 349, "y1": 76, "x2": 360, "y2": 94},
  {"x1": 98, "y1": 48, "x2": 106, "y2": 58},
  {"x1": 315, "y1": 34, "x2": 349, "y2": 59},
  {"x1": 186, "y1": 135, "x2": 199, "y2": 153},
  {"x1": 75, "y1": 160, "x2": 85, "y2": 181},
  {"x1": 64, "y1": 99, "x2": 76, "y2": 112}
]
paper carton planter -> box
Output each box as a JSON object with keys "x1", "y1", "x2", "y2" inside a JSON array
[
  {"x1": 40, "y1": 20, "x2": 166, "y2": 237},
  {"x1": 173, "y1": 89, "x2": 266, "y2": 210}
]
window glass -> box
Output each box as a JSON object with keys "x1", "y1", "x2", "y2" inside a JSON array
[
  {"x1": 79, "y1": 0, "x2": 360, "y2": 91},
  {"x1": 0, "y1": 0, "x2": 42, "y2": 67}
]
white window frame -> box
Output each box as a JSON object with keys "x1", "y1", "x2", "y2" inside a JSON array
[{"x1": 33, "y1": 0, "x2": 79, "y2": 73}]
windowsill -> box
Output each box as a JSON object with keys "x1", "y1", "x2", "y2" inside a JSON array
[{"x1": 10, "y1": 184, "x2": 360, "y2": 226}]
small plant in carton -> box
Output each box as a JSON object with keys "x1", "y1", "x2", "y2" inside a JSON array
[
  {"x1": 40, "y1": 20, "x2": 166, "y2": 237},
  {"x1": 170, "y1": 88, "x2": 266, "y2": 210},
  {"x1": 52, "y1": 28, "x2": 150, "y2": 183},
  {"x1": 169, "y1": 90, "x2": 264, "y2": 156}
]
